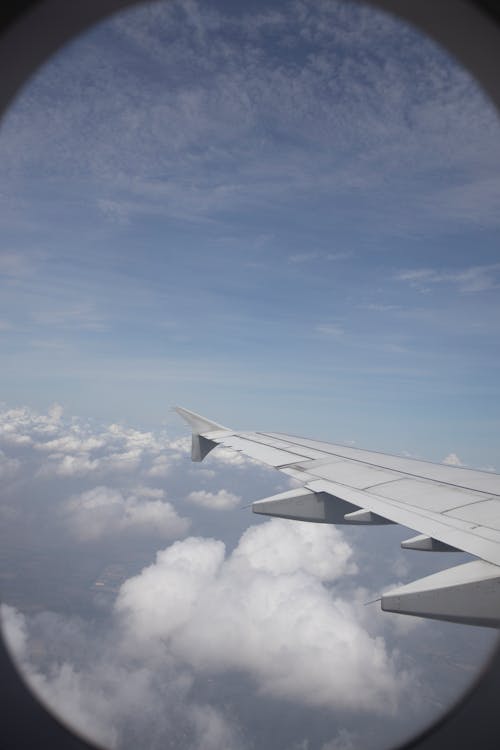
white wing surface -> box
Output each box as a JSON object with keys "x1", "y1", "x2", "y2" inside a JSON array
[{"x1": 175, "y1": 407, "x2": 500, "y2": 628}]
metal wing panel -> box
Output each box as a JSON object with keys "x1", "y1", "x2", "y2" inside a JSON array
[
  {"x1": 205, "y1": 430, "x2": 500, "y2": 547},
  {"x1": 244, "y1": 433, "x2": 329, "y2": 460},
  {"x1": 208, "y1": 433, "x2": 322, "y2": 468},
  {"x1": 175, "y1": 408, "x2": 500, "y2": 626},
  {"x1": 447, "y1": 499, "x2": 500, "y2": 531},
  {"x1": 262, "y1": 432, "x2": 500, "y2": 495},
  {"x1": 369, "y1": 478, "x2": 489, "y2": 512},
  {"x1": 303, "y1": 477, "x2": 500, "y2": 567},
  {"x1": 301, "y1": 460, "x2": 404, "y2": 489}
]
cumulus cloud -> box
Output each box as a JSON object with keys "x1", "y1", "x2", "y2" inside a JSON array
[
  {"x1": 0, "y1": 404, "x2": 491, "y2": 750},
  {"x1": 442, "y1": 452, "x2": 464, "y2": 467},
  {"x1": 63, "y1": 485, "x2": 190, "y2": 541},
  {"x1": 146, "y1": 454, "x2": 172, "y2": 477},
  {"x1": 1, "y1": 603, "x2": 241, "y2": 750},
  {"x1": 116, "y1": 519, "x2": 410, "y2": 714},
  {"x1": 2, "y1": 604, "x2": 118, "y2": 748},
  {"x1": 37, "y1": 452, "x2": 102, "y2": 478},
  {"x1": 186, "y1": 489, "x2": 241, "y2": 511},
  {"x1": 0, "y1": 403, "x2": 196, "y2": 553},
  {"x1": 35, "y1": 434, "x2": 106, "y2": 453},
  {"x1": 207, "y1": 445, "x2": 260, "y2": 468},
  {"x1": 0, "y1": 404, "x2": 184, "y2": 480}
]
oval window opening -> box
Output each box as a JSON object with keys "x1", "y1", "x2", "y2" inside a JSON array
[{"x1": 1, "y1": 2, "x2": 499, "y2": 749}]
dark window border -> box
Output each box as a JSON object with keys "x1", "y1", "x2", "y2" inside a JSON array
[{"x1": 1, "y1": 1, "x2": 500, "y2": 748}]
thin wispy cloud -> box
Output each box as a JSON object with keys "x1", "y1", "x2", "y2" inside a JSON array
[
  {"x1": 1, "y1": 0, "x2": 498, "y2": 231},
  {"x1": 395, "y1": 263, "x2": 500, "y2": 293},
  {"x1": 288, "y1": 252, "x2": 320, "y2": 264},
  {"x1": 326, "y1": 252, "x2": 352, "y2": 261},
  {"x1": 33, "y1": 304, "x2": 108, "y2": 331},
  {"x1": 288, "y1": 251, "x2": 351, "y2": 264},
  {"x1": 316, "y1": 323, "x2": 344, "y2": 337},
  {"x1": 0, "y1": 250, "x2": 37, "y2": 278},
  {"x1": 361, "y1": 304, "x2": 400, "y2": 313}
]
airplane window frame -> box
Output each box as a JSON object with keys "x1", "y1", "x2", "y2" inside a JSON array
[{"x1": 0, "y1": 1, "x2": 499, "y2": 748}]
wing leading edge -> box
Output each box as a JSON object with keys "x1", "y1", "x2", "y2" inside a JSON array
[{"x1": 174, "y1": 407, "x2": 500, "y2": 628}]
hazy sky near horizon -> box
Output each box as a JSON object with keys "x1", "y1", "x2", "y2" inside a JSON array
[{"x1": 1, "y1": 1, "x2": 500, "y2": 748}]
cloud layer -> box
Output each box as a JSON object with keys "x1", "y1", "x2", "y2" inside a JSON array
[
  {"x1": 3, "y1": 518, "x2": 415, "y2": 750},
  {"x1": 116, "y1": 520, "x2": 408, "y2": 714},
  {"x1": 0, "y1": 404, "x2": 497, "y2": 750}
]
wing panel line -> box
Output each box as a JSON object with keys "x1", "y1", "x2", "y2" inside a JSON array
[
  {"x1": 260, "y1": 432, "x2": 499, "y2": 498},
  {"x1": 306, "y1": 478, "x2": 500, "y2": 567}
]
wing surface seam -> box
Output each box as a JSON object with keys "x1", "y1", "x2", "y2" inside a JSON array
[
  {"x1": 306, "y1": 478, "x2": 500, "y2": 565},
  {"x1": 260, "y1": 433, "x2": 499, "y2": 497}
]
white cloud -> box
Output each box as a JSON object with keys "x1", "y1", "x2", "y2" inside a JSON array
[
  {"x1": 288, "y1": 252, "x2": 319, "y2": 264},
  {"x1": 3, "y1": 0, "x2": 497, "y2": 235},
  {"x1": 1, "y1": 605, "x2": 116, "y2": 750},
  {"x1": 37, "y1": 452, "x2": 101, "y2": 478},
  {"x1": 288, "y1": 252, "x2": 350, "y2": 264},
  {"x1": 146, "y1": 454, "x2": 173, "y2": 477},
  {"x1": 186, "y1": 489, "x2": 241, "y2": 511},
  {"x1": 321, "y1": 729, "x2": 359, "y2": 750},
  {"x1": 0, "y1": 401, "x2": 486, "y2": 750},
  {"x1": 362, "y1": 304, "x2": 400, "y2": 312},
  {"x1": 165, "y1": 435, "x2": 190, "y2": 454},
  {"x1": 207, "y1": 445, "x2": 259, "y2": 468},
  {"x1": 316, "y1": 323, "x2": 344, "y2": 337},
  {"x1": 189, "y1": 704, "x2": 244, "y2": 750},
  {"x1": 0, "y1": 405, "x2": 184, "y2": 480},
  {"x1": 1, "y1": 603, "x2": 243, "y2": 750},
  {"x1": 116, "y1": 519, "x2": 411, "y2": 714},
  {"x1": 0, "y1": 449, "x2": 20, "y2": 479},
  {"x1": 395, "y1": 263, "x2": 500, "y2": 293},
  {"x1": 430, "y1": 176, "x2": 500, "y2": 228},
  {"x1": 232, "y1": 519, "x2": 356, "y2": 580},
  {"x1": 190, "y1": 467, "x2": 216, "y2": 479},
  {"x1": 33, "y1": 303, "x2": 107, "y2": 332},
  {"x1": 325, "y1": 252, "x2": 351, "y2": 261},
  {"x1": 63, "y1": 485, "x2": 190, "y2": 542},
  {"x1": 442, "y1": 453, "x2": 464, "y2": 467},
  {"x1": 35, "y1": 434, "x2": 106, "y2": 453},
  {"x1": 1, "y1": 603, "x2": 28, "y2": 657},
  {"x1": 0, "y1": 250, "x2": 35, "y2": 277},
  {"x1": 0, "y1": 404, "x2": 63, "y2": 445}
]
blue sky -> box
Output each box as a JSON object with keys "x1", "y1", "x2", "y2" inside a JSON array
[
  {"x1": 1, "y1": 2, "x2": 500, "y2": 748},
  {"x1": 1, "y1": 0, "x2": 500, "y2": 468}
]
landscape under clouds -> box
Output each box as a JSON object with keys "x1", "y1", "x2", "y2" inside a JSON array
[{"x1": 1, "y1": 0, "x2": 500, "y2": 748}]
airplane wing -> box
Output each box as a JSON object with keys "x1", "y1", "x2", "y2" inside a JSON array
[{"x1": 175, "y1": 406, "x2": 500, "y2": 628}]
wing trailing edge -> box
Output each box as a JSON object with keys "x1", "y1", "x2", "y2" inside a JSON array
[{"x1": 252, "y1": 488, "x2": 395, "y2": 525}]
